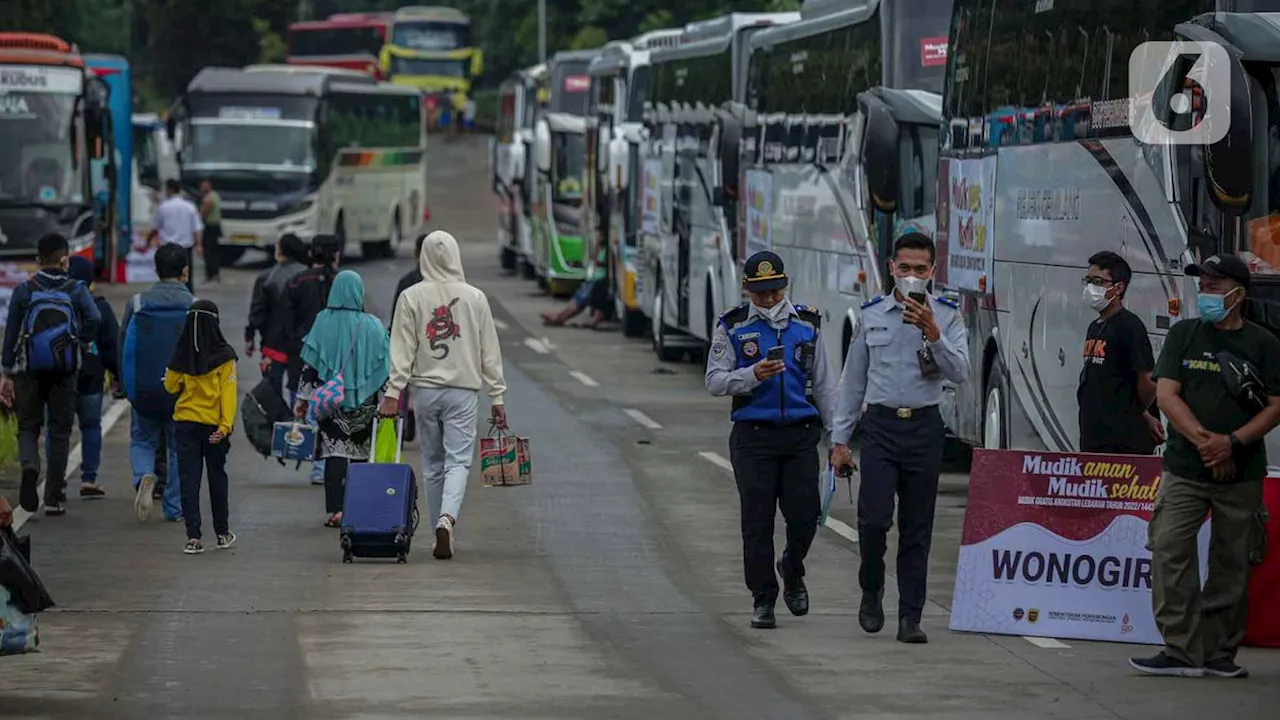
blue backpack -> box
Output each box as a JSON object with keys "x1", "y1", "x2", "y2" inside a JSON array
[
  {"x1": 21, "y1": 279, "x2": 81, "y2": 374},
  {"x1": 122, "y1": 295, "x2": 189, "y2": 420}
]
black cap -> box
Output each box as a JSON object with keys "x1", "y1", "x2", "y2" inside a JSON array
[
  {"x1": 1185, "y1": 253, "x2": 1251, "y2": 288},
  {"x1": 743, "y1": 251, "x2": 787, "y2": 291}
]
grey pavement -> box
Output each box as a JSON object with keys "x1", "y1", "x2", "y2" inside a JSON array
[{"x1": 2, "y1": 135, "x2": 1278, "y2": 718}]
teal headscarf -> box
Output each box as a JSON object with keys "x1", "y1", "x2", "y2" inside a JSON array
[{"x1": 300, "y1": 270, "x2": 390, "y2": 410}]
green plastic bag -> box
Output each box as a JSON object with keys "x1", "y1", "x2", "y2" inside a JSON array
[{"x1": 373, "y1": 418, "x2": 399, "y2": 464}]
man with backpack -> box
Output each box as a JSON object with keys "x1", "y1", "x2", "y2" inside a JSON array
[
  {"x1": 0, "y1": 234, "x2": 102, "y2": 516},
  {"x1": 119, "y1": 243, "x2": 193, "y2": 522},
  {"x1": 246, "y1": 233, "x2": 310, "y2": 398}
]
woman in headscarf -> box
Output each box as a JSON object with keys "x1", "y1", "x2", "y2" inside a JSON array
[
  {"x1": 294, "y1": 270, "x2": 391, "y2": 527},
  {"x1": 165, "y1": 299, "x2": 239, "y2": 555}
]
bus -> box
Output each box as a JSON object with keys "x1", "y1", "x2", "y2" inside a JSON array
[
  {"x1": 130, "y1": 113, "x2": 178, "y2": 242},
  {"x1": 585, "y1": 29, "x2": 684, "y2": 337},
  {"x1": 0, "y1": 33, "x2": 112, "y2": 265},
  {"x1": 741, "y1": 0, "x2": 952, "y2": 381},
  {"x1": 85, "y1": 54, "x2": 135, "y2": 277},
  {"x1": 379, "y1": 6, "x2": 482, "y2": 122},
  {"x1": 641, "y1": 12, "x2": 799, "y2": 362},
  {"x1": 531, "y1": 49, "x2": 598, "y2": 296},
  {"x1": 936, "y1": 0, "x2": 1280, "y2": 455},
  {"x1": 493, "y1": 63, "x2": 545, "y2": 278},
  {"x1": 286, "y1": 12, "x2": 392, "y2": 79},
  {"x1": 167, "y1": 65, "x2": 426, "y2": 264}
]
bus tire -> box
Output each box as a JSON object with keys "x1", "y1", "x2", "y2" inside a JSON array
[
  {"x1": 622, "y1": 309, "x2": 646, "y2": 338},
  {"x1": 219, "y1": 246, "x2": 247, "y2": 266},
  {"x1": 983, "y1": 357, "x2": 1009, "y2": 450},
  {"x1": 652, "y1": 283, "x2": 682, "y2": 363},
  {"x1": 521, "y1": 257, "x2": 538, "y2": 280},
  {"x1": 500, "y1": 246, "x2": 517, "y2": 271}
]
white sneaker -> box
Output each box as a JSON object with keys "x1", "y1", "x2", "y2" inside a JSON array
[
  {"x1": 135, "y1": 474, "x2": 156, "y2": 522},
  {"x1": 433, "y1": 516, "x2": 454, "y2": 560}
]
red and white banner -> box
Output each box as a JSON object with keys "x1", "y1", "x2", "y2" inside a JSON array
[{"x1": 949, "y1": 449, "x2": 1208, "y2": 645}]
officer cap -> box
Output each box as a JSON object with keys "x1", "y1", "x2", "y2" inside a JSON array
[{"x1": 743, "y1": 251, "x2": 788, "y2": 291}]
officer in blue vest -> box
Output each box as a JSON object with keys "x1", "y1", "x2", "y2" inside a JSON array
[
  {"x1": 705, "y1": 250, "x2": 837, "y2": 629},
  {"x1": 829, "y1": 232, "x2": 970, "y2": 644}
]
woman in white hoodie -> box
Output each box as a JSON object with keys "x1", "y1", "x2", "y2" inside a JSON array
[{"x1": 380, "y1": 230, "x2": 507, "y2": 559}]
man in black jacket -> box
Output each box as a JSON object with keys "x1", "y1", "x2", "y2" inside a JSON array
[
  {"x1": 391, "y1": 233, "x2": 427, "y2": 321},
  {"x1": 281, "y1": 234, "x2": 341, "y2": 483},
  {"x1": 246, "y1": 234, "x2": 309, "y2": 397}
]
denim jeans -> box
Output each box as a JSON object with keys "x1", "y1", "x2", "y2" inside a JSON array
[
  {"x1": 46, "y1": 392, "x2": 103, "y2": 484},
  {"x1": 130, "y1": 413, "x2": 182, "y2": 520}
]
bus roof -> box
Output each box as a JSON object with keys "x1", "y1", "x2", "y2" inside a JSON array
[
  {"x1": 187, "y1": 66, "x2": 376, "y2": 95},
  {"x1": 393, "y1": 6, "x2": 470, "y2": 24},
  {"x1": 549, "y1": 48, "x2": 601, "y2": 67},
  {"x1": 245, "y1": 63, "x2": 371, "y2": 78},
  {"x1": 289, "y1": 16, "x2": 390, "y2": 31},
  {"x1": 748, "y1": 0, "x2": 874, "y2": 50},
  {"x1": 654, "y1": 12, "x2": 799, "y2": 62},
  {"x1": 0, "y1": 32, "x2": 85, "y2": 68}
]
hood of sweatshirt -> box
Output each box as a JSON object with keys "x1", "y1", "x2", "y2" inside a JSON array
[{"x1": 419, "y1": 230, "x2": 466, "y2": 283}]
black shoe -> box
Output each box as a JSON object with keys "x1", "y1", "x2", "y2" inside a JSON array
[
  {"x1": 859, "y1": 592, "x2": 885, "y2": 633},
  {"x1": 896, "y1": 618, "x2": 928, "y2": 644},
  {"x1": 1203, "y1": 658, "x2": 1248, "y2": 678},
  {"x1": 1129, "y1": 652, "x2": 1204, "y2": 677},
  {"x1": 751, "y1": 603, "x2": 777, "y2": 629},
  {"x1": 777, "y1": 559, "x2": 809, "y2": 616},
  {"x1": 19, "y1": 468, "x2": 39, "y2": 512}
]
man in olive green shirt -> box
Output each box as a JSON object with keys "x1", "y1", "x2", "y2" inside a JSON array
[
  {"x1": 199, "y1": 179, "x2": 223, "y2": 283},
  {"x1": 1132, "y1": 253, "x2": 1280, "y2": 679}
]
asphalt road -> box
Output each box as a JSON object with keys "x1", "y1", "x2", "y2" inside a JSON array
[{"x1": 2, "y1": 134, "x2": 1278, "y2": 719}]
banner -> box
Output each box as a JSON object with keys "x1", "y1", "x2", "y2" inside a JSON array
[
  {"x1": 950, "y1": 449, "x2": 1208, "y2": 645},
  {"x1": 944, "y1": 156, "x2": 996, "y2": 292},
  {"x1": 744, "y1": 169, "x2": 773, "y2": 257},
  {"x1": 640, "y1": 158, "x2": 662, "y2": 235}
]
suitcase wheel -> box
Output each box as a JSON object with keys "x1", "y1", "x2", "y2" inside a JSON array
[
  {"x1": 412, "y1": 506, "x2": 420, "y2": 530},
  {"x1": 342, "y1": 550, "x2": 353, "y2": 563},
  {"x1": 396, "y1": 552, "x2": 407, "y2": 564}
]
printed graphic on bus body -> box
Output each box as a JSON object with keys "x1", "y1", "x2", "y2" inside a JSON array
[
  {"x1": 744, "y1": 169, "x2": 773, "y2": 257},
  {"x1": 944, "y1": 157, "x2": 996, "y2": 292}
]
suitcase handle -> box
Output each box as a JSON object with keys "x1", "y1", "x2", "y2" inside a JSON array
[{"x1": 369, "y1": 413, "x2": 406, "y2": 464}]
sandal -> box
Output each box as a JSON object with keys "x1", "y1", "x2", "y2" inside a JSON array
[{"x1": 324, "y1": 512, "x2": 343, "y2": 528}]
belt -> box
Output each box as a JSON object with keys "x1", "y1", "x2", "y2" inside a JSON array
[
  {"x1": 736, "y1": 418, "x2": 818, "y2": 430},
  {"x1": 866, "y1": 403, "x2": 938, "y2": 420}
]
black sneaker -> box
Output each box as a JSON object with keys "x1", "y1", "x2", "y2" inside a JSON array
[
  {"x1": 1129, "y1": 653, "x2": 1204, "y2": 677},
  {"x1": 216, "y1": 532, "x2": 237, "y2": 550},
  {"x1": 1204, "y1": 658, "x2": 1248, "y2": 678},
  {"x1": 183, "y1": 539, "x2": 204, "y2": 555},
  {"x1": 43, "y1": 502, "x2": 65, "y2": 517},
  {"x1": 19, "y1": 468, "x2": 39, "y2": 512}
]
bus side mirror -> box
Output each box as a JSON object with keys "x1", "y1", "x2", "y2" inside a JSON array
[
  {"x1": 535, "y1": 121, "x2": 551, "y2": 173},
  {"x1": 718, "y1": 114, "x2": 742, "y2": 199},
  {"x1": 165, "y1": 115, "x2": 177, "y2": 142},
  {"x1": 862, "y1": 97, "x2": 900, "y2": 214},
  {"x1": 1203, "y1": 53, "x2": 1255, "y2": 216},
  {"x1": 471, "y1": 51, "x2": 484, "y2": 77}
]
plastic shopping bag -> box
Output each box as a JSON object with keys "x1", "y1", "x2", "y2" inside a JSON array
[
  {"x1": 374, "y1": 417, "x2": 399, "y2": 464},
  {"x1": 480, "y1": 421, "x2": 532, "y2": 487},
  {"x1": 0, "y1": 583, "x2": 40, "y2": 655},
  {"x1": 819, "y1": 466, "x2": 838, "y2": 527},
  {"x1": 0, "y1": 527, "x2": 54, "y2": 615}
]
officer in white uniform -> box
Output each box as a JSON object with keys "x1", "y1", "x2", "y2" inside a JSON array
[{"x1": 830, "y1": 232, "x2": 969, "y2": 644}]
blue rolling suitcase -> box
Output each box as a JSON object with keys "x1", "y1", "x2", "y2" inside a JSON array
[{"x1": 340, "y1": 418, "x2": 420, "y2": 563}]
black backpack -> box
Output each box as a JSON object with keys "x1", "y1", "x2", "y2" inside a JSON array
[{"x1": 241, "y1": 376, "x2": 292, "y2": 461}]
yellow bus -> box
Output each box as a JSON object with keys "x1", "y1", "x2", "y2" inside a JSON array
[{"x1": 378, "y1": 6, "x2": 482, "y2": 124}]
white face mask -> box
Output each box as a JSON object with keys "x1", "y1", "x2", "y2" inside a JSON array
[
  {"x1": 896, "y1": 275, "x2": 929, "y2": 298},
  {"x1": 1083, "y1": 283, "x2": 1111, "y2": 312},
  {"x1": 753, "y1": 301, "x2": 789, "y2": 323}
]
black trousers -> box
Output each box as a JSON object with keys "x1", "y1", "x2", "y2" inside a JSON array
[
  {"x1": 15, "y1": 373, "x2": 74, "y2": 504},
  {"x1": 325, "y1": 457, "x2": 364, "y2": 515},
  {"x1": 183, "y1": 245, "x2": 196, "y2": 294},
  {"x1": 729, "y1": 419, "x2": 822, "y2": 606},
  {"x1": 174, "y1": 422, "x2": 230, "y2": 540},
  {"x1": 856, "y1": 407, "x2": 945, "y2": 624},
  {"x1": 203, "y1": 223, "x2": 222, "y2": 280}
]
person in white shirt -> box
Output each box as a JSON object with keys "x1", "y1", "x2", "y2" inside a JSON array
[
  {"x1": 379, "y1": 230, "x2": 507, "y2": 560},
  {"x1": 147, "y1": 179, "x2": 203, "y2": 293}
]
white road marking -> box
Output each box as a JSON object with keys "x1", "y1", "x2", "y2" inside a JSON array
[
  {"x1": 539, "y1": 336, "x2": 556, "y2": 350},
  {"x1": 1022, "y1": 636, "x2": 1071, "y2": 649},
  {"x1": 14, "y1": 400, "x2": 130, "y2": 532},
  {"x1": 698, "y1": 451, "x2": 734, "y2": 474},
  {"x1": 523, "y1": 337, "x2": 550, "y2": 354},
  {"x1": 623, "y1": 409, "x2": 662, "y2": 430},
  {"x1": 494, "y1": 319, "x2": 509, "y2": 330},
  {"x1": 569, "y1": 371, "x2": 599, "y2": 387}
]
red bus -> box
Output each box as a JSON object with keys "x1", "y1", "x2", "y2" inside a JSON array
[{"x1": 286, "y1": 13, "x2": 392, "y2": 78}]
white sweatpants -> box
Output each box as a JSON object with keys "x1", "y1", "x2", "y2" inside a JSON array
[{"x1": 412, "y1": 387, "x2": 479, "y2": 524}]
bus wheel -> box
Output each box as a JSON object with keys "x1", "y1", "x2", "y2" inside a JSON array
[
  {"x1": 521, "y1": 258, "x2": 538, "y2": 280},
  {"x1": 652, "y1": 287, "x2": 682, "y2": 363},
  {"x1": 500, "y1": 246, "x2": 517, "y2": 271},
  {"x1": 219, "y1": 246, "x2": 247, "y2": 266},
  {"x1": 983, "y1": 359, "x2": 1009, "y2": 450},
  {"x1": 622, "y1": 309, "x2": 646, "y2": 338},
  {"x1": 547, "y1": 278, "x2": 575, "y2": 298}
]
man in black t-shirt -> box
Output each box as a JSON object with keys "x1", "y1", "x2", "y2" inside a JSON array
[
  {"x1": 1077, "y1": 251, "x2": 1164, "y2": 455},
  {"x1": 1131, "y1": 253, "x2": 1280, "y2": 680}
]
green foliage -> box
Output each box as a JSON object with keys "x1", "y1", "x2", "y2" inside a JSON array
[
  {"x1": 253, "y1": 17, "x2": 288, "y2": 64},
  {"x1": 570, "y1": 26, "x2": 608, "y2": 51}
]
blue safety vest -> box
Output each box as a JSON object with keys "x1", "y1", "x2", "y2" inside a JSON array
[{"x1": 721, "y1": 303, "x2": 821, "y2": 425}]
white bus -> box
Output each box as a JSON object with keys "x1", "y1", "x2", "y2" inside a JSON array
[
  {"x1": 741, "y1": 0, "x2": 952, "y2": 380},
  {"x1": 584, "y1": 29, "x2": 683, "y2": 337},
  {"x1": 493, "y1": 63, "x2": 544, "y2": 277},
  {"x1": 937, "y1": 0, "x2": 1280, "y2": 454},
  {"x1": 641, "y1": 11, "x2": 799, "y2": 362},
  {"x1": 168, "y1": 64, "x2": 426, "y2": 263}
]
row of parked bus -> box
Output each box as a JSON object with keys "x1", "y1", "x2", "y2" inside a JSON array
[{"x1": 492, "y1": 0, "x2": 1280, "y2": 460}]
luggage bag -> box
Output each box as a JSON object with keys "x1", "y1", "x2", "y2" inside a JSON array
[{"x1": 340, "y1": 417, "x2": 419, "y2": 563}]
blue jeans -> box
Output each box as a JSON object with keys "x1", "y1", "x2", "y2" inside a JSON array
[
  {"x1": 130, "y1": 413, "x2": 182, "y2": 520},
  {"x1": 44, "y1": 392, "x2": 103, "y2": 484}
]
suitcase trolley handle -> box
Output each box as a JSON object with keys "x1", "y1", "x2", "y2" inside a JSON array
[{"x1": 369, "y1": 406, "x2": 419, "y2": 534}]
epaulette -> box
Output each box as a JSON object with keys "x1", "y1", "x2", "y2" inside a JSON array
[
  {"x1": 719, "y1": 303, "x2": 750, "y2": 327},
  {"x1": 933, "y1": 295, "x2": 959, "y2": 309},
  {"x1": 794, "y1": 304, "x2": 821, "y2": 328},
  {"x1": 861, "y1": 295, "x2": 885, "y2": 309}
]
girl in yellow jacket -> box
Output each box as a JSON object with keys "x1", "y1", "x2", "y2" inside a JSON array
[{"x1": 164, "y1": 299, "x2": 239, "y2": 554}]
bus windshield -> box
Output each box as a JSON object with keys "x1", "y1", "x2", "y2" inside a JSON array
[
  {"x1": 290, "y1": 26, "x2": 385, "y2": 57},
  {"x1": 390, "y1": 56, "x2": 468, "y2": 78},
  {"x1": 187, "y1": 121, "x2": 316, "y2": 171},
  {"x1": 886, "y1": 0, "x2": 951, "y2": 95},
  {"x1": 628, "y1": 66, "x2": 651, "y2": 123},
  {"x1": 553, "y1": 132, "x2": 585, "y2": 203},
  {"x1": 391, "y1": 21, "x2": 470, "y2": 51},
  {"x1": 0, "y1": 91, "x2": 82, "y2": 206}
]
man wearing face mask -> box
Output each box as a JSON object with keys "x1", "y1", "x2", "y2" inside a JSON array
[
  {"x1": 1132, "y1": 253, "x2": 1280, "y2": 679},
  {"x1": 1078, "y1": 251, "x2": 1164, "y2": 455},
  {"x1": 705, "y1": 251, "x2": 837, "y2": 630},
  {"x1": 829, "y1": 232, "x2": 969, "y2": 644}
]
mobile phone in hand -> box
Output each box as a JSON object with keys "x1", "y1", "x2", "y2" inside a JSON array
[
  {"x1": 903, "y1": 291, "x2": 928, "y2": 322},
  {"x1": 767, "y1": 345, "x2": 785, "y2": 362}
]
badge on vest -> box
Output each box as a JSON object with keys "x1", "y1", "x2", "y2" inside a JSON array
[{"x1": 742, "y1": 340, "x2": 760, "y2": 359}]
